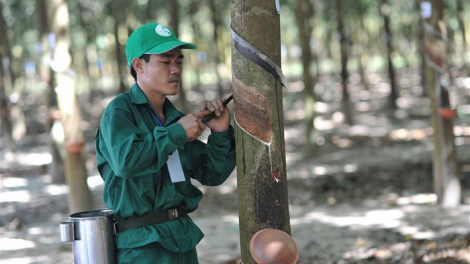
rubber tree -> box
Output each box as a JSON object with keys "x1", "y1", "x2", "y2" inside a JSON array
[
  {"x1": 36, "y1": 0, "x2": 66, "y2": 183},
  {"x1": 208, "y1": 0, "x2": 225, "y2": 98},
  {"x1": 295, "y1": 0, "x2": 318, "y2": 156},
  {"x1": 46, "y1": 0, "x2": 93, "y2": 213},
  {"x1": 421, "y1": 0, "x2": 461, "y2": 207},
  {"x1": 380, "y1": 0, "x2": 398, "y2": 110},
  {"x1": 111, "y1": 0, "x2": 128, "y2": 94},
  {"x1": 0, "y1": 2, "x2": 15, "y2": 152},
  {"x1": 336, "y1": 0, "x2": 354, "y2": 125},
  {"x1": 169, "y1": 0, "x2": 190, "y2": 113},
  {"x1": 231, "y1": 1, "x2": 291, "y2": 263}
]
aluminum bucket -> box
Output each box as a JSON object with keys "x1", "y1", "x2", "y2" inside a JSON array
[{"x1": 60, "y1": 209, "x2": 116, "y2": 264}]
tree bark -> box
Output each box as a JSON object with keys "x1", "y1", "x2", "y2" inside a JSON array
[
  {"x1": 422, "y1": 0, "x2": 461, "y2": 207},
  {"x1": 111, "y1": 0, "x2": 127, "y2": 94},
  {"x1": 456, "y1": 0, "x2": 468, "y2": 69},
  {"x1": 47, "y1": 0, "x2": 93, "y2": 213},
  {"x1": 36, "y1": 0, "x2": 66, "y2": 184},
  {"x1": 209, "y1": 0, "x2": 224, "y2": 98},
  {"x1": 0, "y1": 2, "x2": 15, "y2": 152},
  {"x1": 188, "y1": 0, "x2": 201, "y2": 93},
  {"x1": 381, "y1": 0, "x2": 398, "y2": 110},
  {"x1": 336, "y1": 0, "x2": 354, "y2": 125},
  {"x1": 295, "y1": 0, "x2": 318, "y2": 157},
  {"x1": 169, "y1": 0, "x2": 189, "y2": 113},
  {"x1": 231, "y1": 1, "x2": 291, "y2": 263}
]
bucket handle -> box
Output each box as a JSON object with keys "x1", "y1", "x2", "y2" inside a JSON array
[{"x1": 59, "y1": 221, "x2": 75, "y2": 243}]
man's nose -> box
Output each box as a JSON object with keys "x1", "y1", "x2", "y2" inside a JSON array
[{"x1": 170, "y1": 62, "x2": 182, "y2": 75}]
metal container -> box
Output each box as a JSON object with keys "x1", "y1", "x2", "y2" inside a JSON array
[{"x1": 60, "y1": 209, "x2": 116, "y2": 264}]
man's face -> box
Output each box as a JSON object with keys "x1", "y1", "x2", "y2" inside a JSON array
[{"x1": 137, "y1": 48, "x2": 184, "y2": 97}]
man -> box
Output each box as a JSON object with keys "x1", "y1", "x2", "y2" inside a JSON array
[{"x1": 95, "y1": 23, "x2": 236, "y2": 263}]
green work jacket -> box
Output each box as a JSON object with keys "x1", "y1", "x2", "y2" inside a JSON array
[{"x1": 95, "y1": 84, "x2": 236, "y2": 253}]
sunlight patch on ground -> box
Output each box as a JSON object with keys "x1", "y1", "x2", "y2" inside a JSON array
[
  {"x1": 0, "y1": 255, "x2": 53, "y2": 264},
  {"x1": 222, "y1": 214, "x2": 239, "y2": 225},
  {"x1": 0, "y1": 190, "x2": 31, "y2": 203},
  {"x1": 1, "y1": 177, "x2": 28, "y2": 188},
  {"x1": 389, "y1": 128, "x2": 429, "y2": 141},
  {"x1": 395, "y1": 193, "x2": 437, "y2": 206},
  {"x1": 45, "y1": 184, "x2": 68, "y2": 196},
  {"x1": 291, "y1": 209, "x2": 403, "y2": 229},
  {"x1": 0, "y1": 237, "x2": 36, "y2": 251},
  {"x1": 87, "y1": 174, "x2": 104, "y2": 189},
  {"x1": 218, "y1": 185, "x2": 235, "y2": 195}
]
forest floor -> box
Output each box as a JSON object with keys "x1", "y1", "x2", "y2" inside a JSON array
[{"x1": 1, "y1": 69, "x2": 470, "y2": 263}]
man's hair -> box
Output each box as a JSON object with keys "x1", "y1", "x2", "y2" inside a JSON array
[{"x1": 130, "y1": 54, "x2": 151, "y2": 82}]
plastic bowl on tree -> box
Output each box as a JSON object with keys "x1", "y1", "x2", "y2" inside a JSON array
[{"x1": 249, "y1": 228, "x2": 299, "y2": 264}]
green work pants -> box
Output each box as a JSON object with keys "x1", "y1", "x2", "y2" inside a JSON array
[{"x1": 117, "y1": 242, "x2": 198, "y2": 264}]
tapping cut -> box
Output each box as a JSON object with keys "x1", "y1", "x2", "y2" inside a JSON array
[{"x1": 233, "y1": 73, "x2": 272, "y2": 145}]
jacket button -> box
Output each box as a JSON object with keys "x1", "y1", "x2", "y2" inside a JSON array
[{"x1": 174, "y1": 246, "x2": 180, "y2": 252}]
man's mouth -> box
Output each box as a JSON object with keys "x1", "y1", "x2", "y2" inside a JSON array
[{"x1": 169, "y1": 78, "x2": 181, "y2": 84}]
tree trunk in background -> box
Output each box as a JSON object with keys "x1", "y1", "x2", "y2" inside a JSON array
[
  {"x1": 76, "y1": 0, "x2": 94, "y2": 93},
  {"x1": 0, "y1": 2, "x2": 15, "y2": 152},
  {"x1": 381, "y1": 0, "x2": 398, "y2": 110},
  {"x1": 295, "y1": 0, "x2": 318, "y2": 157},
  {"x1": 416, "y1": 0, "x2": 427, "y2": 96},
  {"x1": 209, "y1": 0, "x2": 224, "y2": 98},
  {"x1": 36, "y1": 0, "x2": 66, "y2": 184},
  {"x1": 169, "y1": 0, "x2": 189, "y2": 113},
  {"x1": 231, "y1": 1, "x2": 291, "y2": 263},
  {"x1": 421, "y1": 0, "x2": 461, "y2": 208},
  {"x1": 356, "y1": 13, "x2": 370, "y2": 91},
  {"x1": 336, "y1": 0, "x2": 354, "y2": 125},
  {"x1": 48, "y1": 0, "x2": 93, "y2": 213},
  {"x1": 112, "y1": 0, "x2": 127, "y2": 94},
  {"x1": 456, "y1": 0, "x2": 468, "y2": 70},
  {"x1": 188, "y1": 0, "x2": 201, "y2": 92}
]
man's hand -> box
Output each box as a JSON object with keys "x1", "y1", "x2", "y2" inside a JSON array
[
  {"x1": 178, "y1": 113, "x2": 206, "y2": 142},
  {"x1": 199, "y1": 98, "x2": 231, "y2": 132}
]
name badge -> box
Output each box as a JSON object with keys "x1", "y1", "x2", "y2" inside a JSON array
[{"x1": 167, "y1": 151, "x2": 186, "y2": 183}]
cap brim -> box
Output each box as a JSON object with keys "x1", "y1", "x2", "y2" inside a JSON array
[{"x1": 144, "y1": 40, "x2": 196, "y2": 55}]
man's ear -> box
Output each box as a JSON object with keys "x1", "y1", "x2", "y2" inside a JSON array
[{"x1": 132, "y1": 58, "x2": 143, "y2": 74}]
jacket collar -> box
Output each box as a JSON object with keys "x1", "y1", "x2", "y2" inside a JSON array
[{"x1": 129, "y1": 83, "x2": 184, "y2": 124}]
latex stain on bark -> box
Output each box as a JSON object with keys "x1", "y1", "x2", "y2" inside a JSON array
[{"x1": 233, "y1": 73, "x2": 272, "y2": 145}]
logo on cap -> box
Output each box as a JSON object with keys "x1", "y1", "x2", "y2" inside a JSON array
[{"x1": 155, "y1": 25, "x2": 171, "y2": 37}]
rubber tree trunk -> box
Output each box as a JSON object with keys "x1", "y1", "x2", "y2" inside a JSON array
[
  {"x1": 231, "y1": 2, "x2": 291, "y2": 263},
  {"x1": 209, "y1": 0, "x2": 224, "y2": 98},
  {"x1": 188, "y1": 0, "x2": 202, "y2": 93},
  {"x1": 76, "y1": 0, "x2": 95, "y2": 94},
  {"x1": 421, "y1": 0, "x2": 461, "y2": 208},
  {"x1": 111, "y1": 0, "x2": 127, "y2": 94},
  {"x1": 0, "y1": 67, "x2": 15, "y2": 152},
  {"x1": 336, "y1": 0, "x2": 354, "y2": 125},
  {"x1": 36, "y1": 0, "x2": 66, "y2": 184},
  {"x1": 169, "y1": 0, "x2": 189, "y2": 113},
  {"x1": 456, "y1": 0, "x2": 468, "y2": 69},
  {"x1": 295, "y1": 0, "x2": 318, "y2": 157},
  {"x1": 380, "y1": 0, "x2": 398, "y2": 110},
  {"x1": 48, "y1": 0, "x2": 93, "y2": 213},
  {"x1": 0, "y1": 2, "x2": 15, "y2": 152}
]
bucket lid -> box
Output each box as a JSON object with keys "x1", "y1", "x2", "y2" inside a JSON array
[{"x1": 249, "y1": 229, "x2": 299, "y2": 264}]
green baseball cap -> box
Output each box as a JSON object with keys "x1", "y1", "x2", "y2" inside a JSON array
[{"x1": 125, "y1": 23, "x2": 196, "y2": 67}]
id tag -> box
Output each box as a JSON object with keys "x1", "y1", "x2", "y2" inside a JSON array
[{"x1": 167, "y1": 151, "x2": 186, "y2": 183}]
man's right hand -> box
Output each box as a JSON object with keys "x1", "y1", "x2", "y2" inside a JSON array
[{"x1": 178, "y1": 113, "x2": 207, "y2": 141}]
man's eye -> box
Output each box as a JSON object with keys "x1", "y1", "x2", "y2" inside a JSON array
[{"x1": 162, "y1": 61, "x2": 170, "y2": 64}]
